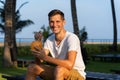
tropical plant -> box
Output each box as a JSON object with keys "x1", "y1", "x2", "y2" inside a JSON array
[
  {"x1": 71, "y1": 0, "x2": 88, "y2": 45},
  {"x1": 0, "y1": 0, "x2": 34, "y2": 33},
  {"x1": 79, "y1": 26, "x2": 88, "y2": 44},
  {"x1": 1, "y1": 0, "x2": 34, "y2": 67},
  {"x1": 71, "y1": 0, "x2": 79, "y2": 37},
  {"x1": 3, "y1": 0, "x2": 17, "y2": 67},
  {"x1": 110, "y1": 0, "x2": 117, "y2": 51},
  {"x1": 40, "y1": 25, "x2": 52, "y2": 42}
]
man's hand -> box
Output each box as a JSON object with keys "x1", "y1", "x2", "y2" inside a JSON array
[
  {"x1": 33, "y1": 46, "x2": 42, "y2": 51},
  {"x1": 31, "y1": 49, "x2": 46, "y2": 60}
]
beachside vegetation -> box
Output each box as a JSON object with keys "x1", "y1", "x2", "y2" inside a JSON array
[
  {"x1": 0, "y1": 44, "x2": 120, "y2": 79},
  {"x1": 0, "y1": 0, "x2": 34, "y2": 68}
]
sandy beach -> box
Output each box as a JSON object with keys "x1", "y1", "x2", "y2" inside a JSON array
[
  {"x1": 0, "y1": 42, "x2": 31, "y2": 47},
  {"x1": 1, "y1": 41, "x2": 120, "y2": 47}
]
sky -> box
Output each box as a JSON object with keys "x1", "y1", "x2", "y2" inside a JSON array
[{"x1": 0, "y1": 0, "x2": 120, "y2": 40}]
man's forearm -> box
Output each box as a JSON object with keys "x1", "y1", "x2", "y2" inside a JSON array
[{"x1": 44, "y1": 56, "x2": 73, "y2": 70}]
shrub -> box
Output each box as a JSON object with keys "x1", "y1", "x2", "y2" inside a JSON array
[
  {"x1": 0, "y1": 47, "x2": 4, "y2": 55},
  {"x1": 84, "y1": 44, "x2": 120, "y2": 57},
  {"x1": 17, "y1": 46, "x2": 31, "y2": 56}
]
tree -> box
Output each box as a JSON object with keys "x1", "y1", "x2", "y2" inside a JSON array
[
  {"x1": 1, "y1": 0, "x2": 34, "y2": 67},
  {"x1": 40, "y1": 25, "x2": 52, "y2": 42},
  {"x1": 0, "y1": 1, "x2": 34, "y2": 33},
  {"x1": 3, "y1": 0, "x2": 16, "y2": 67},
  {"x1": 71, "y1": 0, "x2": 80, "y2": 37},
  {"x1": 71, "y1": 0, "x2": 89, "y2": 64},
  {"x1": 110, "y1": 0, "x2": 117, "y2": 51},
  {"x1": 79, "y1": 26, "x2": 88, "y2": 45}
]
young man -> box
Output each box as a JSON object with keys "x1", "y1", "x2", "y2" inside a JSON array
[{"x1": 25, "y1": 9, "x2": 86, "y2": 80}]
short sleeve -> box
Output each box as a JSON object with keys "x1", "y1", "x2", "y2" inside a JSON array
[
  {"x1": 44, "y1": 39, "x2": 49, "y2": 50},
  {"x1": 67, "y1": 34, "x2": 80, "y2": 52}
]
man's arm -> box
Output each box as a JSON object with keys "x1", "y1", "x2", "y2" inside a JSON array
[
  {"x1": 32, "y1": 50, "x2": 77, "y2": 70},
  {"x1": 46, "y1": 51, "x2": 77, "y2": 70}
]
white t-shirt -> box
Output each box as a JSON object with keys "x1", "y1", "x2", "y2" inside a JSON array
[{"x1": 44, "y1": 31, "x2": 86, "y2": 78}]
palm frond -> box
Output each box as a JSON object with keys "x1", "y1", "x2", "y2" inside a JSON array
[
  {"x1": 17, "y1": 2, "x2": 28, "y2": 12},
  {"x1": 0, "y1": 1, "x2": 34, "y2": 33},
  {"x1": 15, "y1": 20, "x2": 34, "y2": 33},
  {"x1": 0, "y1": 24, "x2": 4, "y2": 30},
  {"x1": 0, "y1": 0, "x2": 5, "y2": 5}
]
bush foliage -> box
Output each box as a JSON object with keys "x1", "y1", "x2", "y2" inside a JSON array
[
  {"x1": 84, "y1": 44, "x2": 120, "y2": 57},
  {"x1": 0, "y1": 44, "x2": 120, "y2": 56}
]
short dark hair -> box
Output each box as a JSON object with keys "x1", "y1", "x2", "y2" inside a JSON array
[{"x1": 48, "y1": 9, "x2": 65, "y2": 20}]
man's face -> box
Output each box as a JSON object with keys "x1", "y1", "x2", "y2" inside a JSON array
[{"x1": 49, "y1": 14, "x2": 65, "y2": 34}]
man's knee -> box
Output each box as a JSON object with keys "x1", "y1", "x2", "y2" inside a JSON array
[
  {"x1": 27, "y1": 64, "x2": 36, "y2": 72},
  {"x1": 27, "y1": 64, "x2": 42, "y2": 75}
]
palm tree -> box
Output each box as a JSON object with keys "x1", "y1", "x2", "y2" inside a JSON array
[
  {"x1": 110, "y1": 0, "x2": 117, "y2": 51},
  {"x1": 79, "y1": 26, "x2": 88, "y2": 44},
  {"x1": 3, "y1": 0, "x2": 16, "y2": 67},
  {"x1": 71, "y1": 0, "x2": 89, "y2": 64},
  {"x1": 71, "y1": 0, "x2": 79, "y2": 37},
  {"x1": 40, "y1": 25, "x2": 52, "y2": 42},
  {"x1": 0, "y1": 1, "x2": 34, "y2": 33},
  {"x1": 1, "y1": 0, "x2": 34, "y2": 67}
]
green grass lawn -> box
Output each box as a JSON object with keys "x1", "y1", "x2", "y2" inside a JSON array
[
  {"x1": 0, "y1": 74, "x2": 6, "y2": 80},
  {"x1": 0, "y1": 55, "x2": 120, "y2": 80},
  {"x1": 0, "y1": 55, "x2": 33, "y2": 80},
  {"x1": 0, "y1": 67, "x2": 26, "y2": 80},
  {"x1": 86, "y1": 60, "x2": 120, "y2": 73}
]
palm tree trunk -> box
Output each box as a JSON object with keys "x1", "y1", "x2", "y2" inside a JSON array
[
  {"x1": 71, "y1": 0, "x2": 79, "y2": 36},
  {"x1": 3, "y1": 0, "x2": 17, "y2": 67},
  {"x1": 10, "y1": 0, "x2": 17, "y2": 67},
  {"x1": 111, "y1": 0, "x2": 117, "y2": 51}
]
